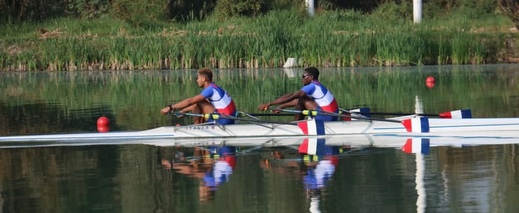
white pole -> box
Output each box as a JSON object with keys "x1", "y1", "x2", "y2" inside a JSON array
[
  {"x1": 413, "y1": 0, "x2": 422, "y2": 23},
  {"x1": 415, "y1": 96, "x2": 423, "y2": 114},
  {"x1": 415, "y1": 153, "x2": 426, "y2": 213},
  {"x1": 305, "y1": 0, "x2": 315, "y2": 17}
]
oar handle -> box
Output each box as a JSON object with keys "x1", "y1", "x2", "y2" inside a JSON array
[
  {"x1": 170, "y1": 111, "x2": 298, "y2": 126},
  {"x1": 346, "y1": 109, "x2": 471, "y2": 118},
  {"x1": 353, "y1": 111, "x2": 439, "y2": 116},
  {"x1": 243, "y1": 113, "x2": 295, "y2": 117},
  {"x1": 272, "y1": 108, "x2": 401, "y2": 123}
]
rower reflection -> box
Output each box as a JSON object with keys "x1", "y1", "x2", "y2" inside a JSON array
[
  {"x1": 302, "y1": 145, "x2": 340, "y2": 193},
  {"x1": 302, "y1": 144, "x2": 342, "y2": 213},
  {"x1": 160, "y1": 145, "x2": 236, "y2": 202},
  {"x1": 260, "y1": 139, "x2": 346, "y2": 213},
  {"x1": 202, "y1": 146, "x2": 236, "y2": 191}
]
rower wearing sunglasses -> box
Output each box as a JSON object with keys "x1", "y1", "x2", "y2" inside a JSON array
[{"x1": 258, "y1": 67, "x2": 339, "y2": 121}]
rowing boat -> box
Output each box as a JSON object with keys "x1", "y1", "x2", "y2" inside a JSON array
[
  {"x1": 1, "y1": 114, "x2": 519, "y2": 144},
  {"x1": 0, "y1": 118, "x2": 417, "y2": 142},
  {"x1": 2, "y1": 129, "x2": 518, "y2": 150}
]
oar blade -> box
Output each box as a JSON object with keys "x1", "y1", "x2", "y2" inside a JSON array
[
  {"x1": 438, "y1": 109, "x2": 472, "y2": 119},
  {"x1": 344, "y1": 108, "x2": 472, "y2": 119},
  {"x1": 342, "y1": 107, "x2": 371, "y2": 121},
  {"x1": 401, "y1": 117, "x2": 430, "y2": 133}
]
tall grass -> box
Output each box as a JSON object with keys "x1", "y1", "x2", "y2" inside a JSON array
[{"x1": 0, "y1": 8, "x2": 515, "y2": 71}]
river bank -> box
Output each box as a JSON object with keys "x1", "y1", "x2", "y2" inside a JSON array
[{"x1": 2, "y1": 10, "x2": 519, "y2": 71}]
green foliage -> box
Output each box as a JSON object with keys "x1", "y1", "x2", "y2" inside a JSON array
[
  {"x1": 369, "y1": 1, "x2": 412, "y2": 22},
  {"x1": 214, "y1": 0, "x2": 272, "y2": 19},
  {"x1": 455, "y1": 0, "x2": 498, "y2": 19},
  {"x1": 271, "y1": 0, "x2": 301, "y2": 10},
  {"x1": 167, "y1": 0, "x2": 217, "y2": 22},
  {"x1": 65, "y1": 0, "x2": 111, "y2": 19},
  {"x1": 0, "y1": 0, "x2": 507, "y2": 24},
  {"x1": 0, "y1": 0, "x2": 516, "y2": 70},
  {"x1": 498, "y1": 0, "x2": 519, "y2": 29},
  {"x1": 318, "y1": 0, "x2": 380, "y2": 12},
  {"x1": 111, "y1": 0, "x2": 168, "y2": 27},
  {"x1": 0, "y1": 0, "x2": 66, "y2": 23}
]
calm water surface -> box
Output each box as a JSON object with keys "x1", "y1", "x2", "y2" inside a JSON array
[{"x1": 1, "y1": 65, "x2": 519, "y2": 212}]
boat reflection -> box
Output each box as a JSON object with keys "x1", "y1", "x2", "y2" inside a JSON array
[
  {"x1": 160, "y1": 145, "x2": 237, "y2": 202},
  {"x1": 155, "y1": 134, "x2": 519, "y2": 210}
]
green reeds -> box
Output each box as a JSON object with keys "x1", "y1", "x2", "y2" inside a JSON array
[{"x1": 0, "y1": 9, "x2": 512, "y2": 71}]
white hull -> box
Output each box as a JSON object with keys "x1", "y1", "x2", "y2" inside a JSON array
[
  {"x1": 1, "y1": 129, "x2": 518, "y2": 149},
  {"x1": 1, "y1": 117, "x2": 519, "y2": 144},
  {"x1": 144, "y1": 133, "x2": 519, "y2": 150}
]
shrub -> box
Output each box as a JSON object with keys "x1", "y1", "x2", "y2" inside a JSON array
[
  {"x1": 214, "y1": 0, "x2": 272, "y2": 19},
  {"x1": 111, "y1": 0, "x2": 168, "y2": 26}
]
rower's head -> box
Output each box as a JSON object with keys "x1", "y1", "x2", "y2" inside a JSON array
[
  {"x1": 197, "y1": 67, "x2": 213, "y2": 87},
  {"x1": 302, "y1": 67, "x2": 319, "y2": 85}
]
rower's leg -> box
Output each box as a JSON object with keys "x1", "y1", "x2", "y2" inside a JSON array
[
  {"x1": 193, "y1": 100, "x2": 216, "y2": 124},
  {"x1": 295, "y1": 97, "x2": 319, "y2": 120},
  {"x1": 188, "y1": 104, "x2": 203, "y2": 124}
]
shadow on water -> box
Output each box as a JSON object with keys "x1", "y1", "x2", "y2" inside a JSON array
[{"x1": 0, "y1": 102, "x2": 119, "y2": 136}]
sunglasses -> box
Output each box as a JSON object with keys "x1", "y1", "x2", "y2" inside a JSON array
[{"x1": 301, "y1": 74, "x2": 311, "y2": 79}]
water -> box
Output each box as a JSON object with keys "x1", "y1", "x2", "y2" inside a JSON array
[{"x1": 1, "y1": 65, "x2": 519, "y2": 212}]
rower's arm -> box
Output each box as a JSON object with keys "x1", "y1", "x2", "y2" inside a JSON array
[
  {"x1": 278, "y1": 99, "x2": 298, "y2": 109},
  {"x1": 269, "y1": 90, "x2": 306, "y2": 105},
  {"x1": 171, "y1": 94, "x2": 206, "y2": 110},
  {"x1": 258, "y1": 90, "x2": 306, "y2": 111}
]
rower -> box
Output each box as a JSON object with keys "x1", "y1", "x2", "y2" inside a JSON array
[
  {"x1": 258, "y1": 67, "x2": 339, "y2": 121},
  {"x1": 161, "y1": 67, "x2": 238, "y2": 125}
]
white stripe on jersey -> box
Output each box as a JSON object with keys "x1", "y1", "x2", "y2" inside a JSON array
[{"x1": 310, "y1": 86, "x2": 335, "y2": 106}]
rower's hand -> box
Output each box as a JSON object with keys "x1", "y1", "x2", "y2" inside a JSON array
[
  {"x1": 161, "y1": 105, "x2": 173, "y2": 115},
  {"x1": 271, "y1": 108, "x2": 282, "y2": 114},
  {"x1": 258, "y1": 103, "x2": 270, "y2": 111}
]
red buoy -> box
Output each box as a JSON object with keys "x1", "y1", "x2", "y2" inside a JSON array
[
  {"x1": 97, "y1": 116, "x2": 110, "y2": 132},
  {"x1": 426, "y1": 82, "x2": 435, "y2": 89},
  {"x1": 426, "y1": 76, "x2": 435, "y2": 89},
  {"x1": 426, "y1": 76, "x2": 435, "y2": 83},
  {"x1": 97, "y1": 125, "x2": 110, "y2": 133}
]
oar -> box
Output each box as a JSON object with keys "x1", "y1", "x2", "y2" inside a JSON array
[
  {"x1": 241, "y1": 107, "x2": 369, "y2": 117},
  {"x1": 340, "y1": 108, "x2": 472, "y2": 119},
  {"x1": 169, "y1": 111, "x2": 298, "y2": 126},
  {"x1": 270, "y1": 108, "x2": 402, "y2": 123},
  {"x1": 239, "y1": 112, "x2": 296, "y2": 117}
]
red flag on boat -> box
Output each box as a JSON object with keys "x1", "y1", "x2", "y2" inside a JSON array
[
  {"x1": 297, "y1": 119, "x2": 325, "y2": 135},
  {"x1": 439, "y1": 109, "x2": 472, "y2": 119},
  {"x1": 402, "y1": 117, "x2": 430, "y2": 133},
  {"x1": 298, "y1": 119, "x2": 326, "y2": 155}
]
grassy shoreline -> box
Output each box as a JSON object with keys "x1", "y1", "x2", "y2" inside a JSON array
[{"x1": 2, "y1": 10, "x2": 519, "y2": 71}]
